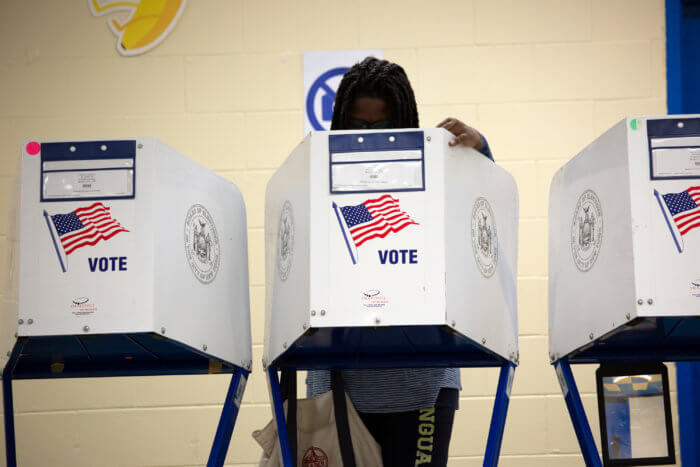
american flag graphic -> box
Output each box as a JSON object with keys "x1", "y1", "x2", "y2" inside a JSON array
[
  {"x1": 50, "y1": 202, "x2": 129, "y2": 255},
  {"x1": 338, "y1": 194, "x2": 418, "y2": 247},
  {"x1": 661, "y1": 186, "x2": 700, "y2": 237}
]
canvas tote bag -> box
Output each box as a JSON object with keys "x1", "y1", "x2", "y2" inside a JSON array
[{"x1": 253, "y1": 370, "x2": 383, "y2": 467}]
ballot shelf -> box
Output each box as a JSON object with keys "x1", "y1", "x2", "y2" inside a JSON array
[{"x1": 2, "y1": 333, "x2": 248, "y2": 467}]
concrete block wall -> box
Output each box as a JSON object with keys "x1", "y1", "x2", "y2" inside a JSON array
[{"x1": 0, "y1": 0, "x2": 675, "y2": 465}]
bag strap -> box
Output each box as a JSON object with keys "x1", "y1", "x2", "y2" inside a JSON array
[
  {"x1": 280, "y1": 369, "x2": 298, "y2": 467},
  {"x1": 331, "y1": 370, "x2": 357, "y2": 467}
]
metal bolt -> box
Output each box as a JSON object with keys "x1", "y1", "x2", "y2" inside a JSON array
[
  {"x1": 451, "y1": 320, "x2": 456, "y2": 327},
  {"x1": 357, "y1": 137, "x2": 364, "y2": 143},
  {"x1": 311, "y1": 310, "x2": 316, "y2": 316},
  {"x1": 625, "y1": 313, "x2": 631, "y2": 320},
  {"x1": 389, "y1": 136, "x2": 395, "y2": 142},
  {"x1": 83, "y1": 326, "x2": 90, "y2": 332},
  {"x1": 637, "y1": 299, "x2": 644, "y2": 305},
  {"x1": 375, "y1": 318, "x2": 381, "y2": 325},
  {"x1": 302, "y1": 323, "x2": 308, "y2": 330},
  {"x1": 426, "y1": 136, "x2": 432, "y2": 142},
  {"x1": 160, "y1": 327, "x2": 166, "y2": 334},
  {"x1": 589, "y1": 333, "x2": 594, "y2": 340},
  {"x1": 481, "y1": 337, "x2": 487, "y2": 344},
  {"x1": 27, "y1": 319, "x2": 33, "y2": 325},
  {"x1": 202, "y1": 344, "x2": 208, "y2": 351},
  {"x1": 647, "y1": 298, "x2": 654, "y2": 305},
  {"x1": 283, "y1": 342, "x2": 288, "y2": 349},
  {"x1": 320, "y1": 310, "x2": 326, "y2": 316},
  {"x1": 6, "y1": 351, "x2": 10, "y2": 357},
  {"x1": 18, "y1": 319, "x2": 23, "y2": 325},
  {"x1": 137, "y1": 143, "x2": 143, "y2": 149}
]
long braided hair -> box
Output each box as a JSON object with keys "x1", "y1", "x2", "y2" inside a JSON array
[{"x1": 330, "y1": 57, "x2": 419, "y2": 130}]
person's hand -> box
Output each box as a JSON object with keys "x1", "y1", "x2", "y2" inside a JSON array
[{"x1": 437, "y1": 118, "x2": 484, "y2": 150}]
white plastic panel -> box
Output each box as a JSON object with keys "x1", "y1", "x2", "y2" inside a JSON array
[
  {"x1": 12, "y1": 137, "x2": 251, "y2": 367},
  {"x1": 265, "y1": 128, "x2": 519, "y2": 364},
  {"x1": 549, "y1": 115, "x2": 700, "y2": 359}
]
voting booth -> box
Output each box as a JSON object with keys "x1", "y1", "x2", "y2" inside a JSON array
[
  {"x1": 264, "y1": 128, "x2": 519, "y2": 466},
  {"x1": 548, "y1": 116, "x2": 700, "y2": 465},
  {"x1": 1, "y1": 138, "x2": 252, "y2": 467}
]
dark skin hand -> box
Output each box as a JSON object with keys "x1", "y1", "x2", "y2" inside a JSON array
[
  {"x1": 437, "y1": 117, "x2": 484, "y2": 150},
  {"x1": 350, "y1": 97, "x2": 484, "y2": 150}
]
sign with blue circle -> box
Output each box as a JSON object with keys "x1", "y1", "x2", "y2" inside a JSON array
[
  {"x1": 306, "y1": 67, "x2": 349, "y2": 131},
  {"x1": 303, "y1": 50, "x2": 383, "y2": 134}
]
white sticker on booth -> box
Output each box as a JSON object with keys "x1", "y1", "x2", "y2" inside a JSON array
[{"x1": 304, "y1": 50, "x2": 383, "y2": 134}]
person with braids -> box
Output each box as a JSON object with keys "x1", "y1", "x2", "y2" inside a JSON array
[{"x1": 306, "y1": 57, "x2": 493, "y2": 467}]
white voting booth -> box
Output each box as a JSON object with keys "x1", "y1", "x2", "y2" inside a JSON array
[
  {"x1": 1, "y1": 138, "x2": 252, "y2": 467},
  {"x1": 264, "y1": 128, "x2": 519, "y2": 466},
  {"x1": 549, "y1": 116, "x2": 700, "y2": 466}
]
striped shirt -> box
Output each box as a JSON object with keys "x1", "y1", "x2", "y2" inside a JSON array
[{"x1": 306, "y1": 134, "x2": 493, "y2": 413}]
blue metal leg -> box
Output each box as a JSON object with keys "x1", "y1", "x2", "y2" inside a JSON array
[
  {"x1": 554, "y1": 360, "x2": 602, "y2": 467},
  {"x1": 267, "y1": 366, "x2": 293, "y2": 467},
  {"x1": 677, "y1": 362, "x2": 700, "y2": 466},
  {"x1": 2, "y1": 339, "x2": 24, "y2": 467},
  {"x1": 207, "y1": 367, "x2": 249, "y2": 467},
  {"x1": 483, "y1": 362, "x2": 515, "y2": 467}
]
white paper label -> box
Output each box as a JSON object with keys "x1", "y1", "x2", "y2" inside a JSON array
[
  {"x1": 331, "y1": 161, "x2": 422, "y2": 192},
  {"x1": 652, "y1": 147, "x2": 700, "y2": 178},
  {"x1": 43, "y1": 169, "x2": 133, "y2": 199}
]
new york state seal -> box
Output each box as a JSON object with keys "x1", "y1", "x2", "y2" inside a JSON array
[
  {"x1": 471, "y1": 197, "x2": 498, "y2": 278},
  {"x1": 184, "y1": 204, "x2": 220, "y2": 284},
  {"x1": 571, "y1": 189, "x2": 603, "y2": 272},
  {"x1": 277, "y1": 201, "x2": 294, "y2": 281}
]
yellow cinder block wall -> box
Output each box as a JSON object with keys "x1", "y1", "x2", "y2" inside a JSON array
[{"x1": 0, "y1": 0, "x2": 677, "y2": 465}]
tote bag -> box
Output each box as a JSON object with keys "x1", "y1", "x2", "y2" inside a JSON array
[{"x1": 253, "y1": 370, "x2": 383, "y2": 467}]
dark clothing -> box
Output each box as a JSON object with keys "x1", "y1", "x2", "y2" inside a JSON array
[
  {"x1": 478, "y1": 133, "x2": 494, "y2": 160},
  {"x1": 358, "y1": 388, "x2": 458, "y2": 467}
]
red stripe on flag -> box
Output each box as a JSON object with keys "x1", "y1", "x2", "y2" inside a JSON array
[
  {"x1": 74, "y1": 202, "x2": 107, "y2": 214},
  {"x1": 62, "y1": 223, "x2": 123, "y2": 249},
  {"x1": 64, "y1": 228, "x2": 128, "y2": 255},
  {"x1": 680, "y1": 220, "x2": 700, "y2": 236},
  {"x1": 354, "y1": 221, "x2": 418, "y2": 247},
  {"x1": 677, "y1": 212, "x2": 700, "y2": 232},
  {"x1": 674, "y1": 207, "x2": 700, "y2": 222}
]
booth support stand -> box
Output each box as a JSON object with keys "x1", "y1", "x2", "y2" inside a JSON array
[
  {"x1": 553, "y1": 360, "x2": 602, "y2": 467},
  {"x1": 267, "y1": 361, "x2": 516, "y2": 467},
  {"x1": 483, "y1": 362, "x2": 516, "y2": 467},
  {"x1": 207, "y1": 367, "x2": 250, "y2": 467},
  {"x1": 1, "y1": 337, "x2": 248, "y2": 467},
  {"x1": 2, "y1": 338, "x2": 25, "y2": 467}
]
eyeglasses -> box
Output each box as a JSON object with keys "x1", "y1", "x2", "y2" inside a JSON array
[{"x1": 347, "y1": 119, "x2": 393, "y2": 130}]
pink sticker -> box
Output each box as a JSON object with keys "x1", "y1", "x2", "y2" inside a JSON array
[{"x1": 26, "y1": 141, "x2": 40, "y2": 155}]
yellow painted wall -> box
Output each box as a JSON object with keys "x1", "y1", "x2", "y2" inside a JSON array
[{"x1": 0, "y1": 0, "x2": 676, "y2": 465}]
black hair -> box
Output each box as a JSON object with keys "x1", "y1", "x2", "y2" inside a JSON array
[{"x1": 331, "y1": 57, "x2": 419, "y2": 130}]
